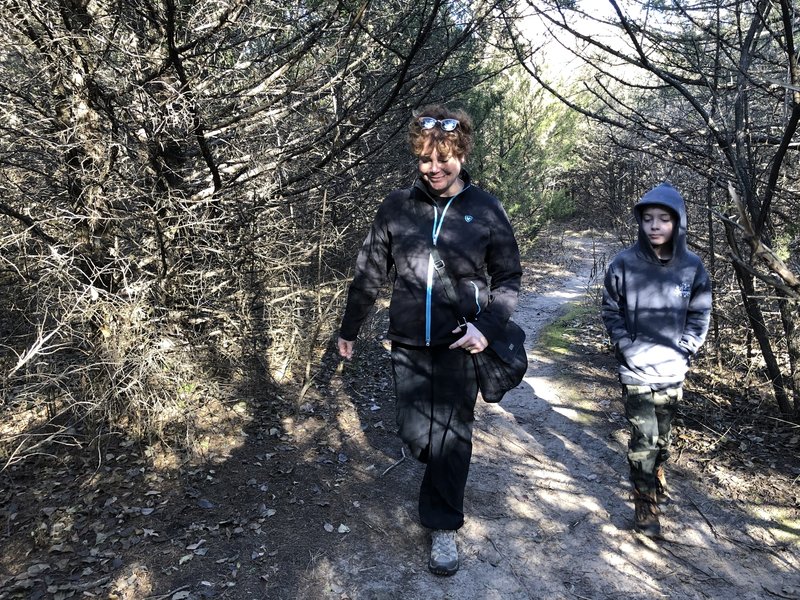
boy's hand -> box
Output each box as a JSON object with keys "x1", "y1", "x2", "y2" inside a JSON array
[
  {"x1": 338, "y1": 337, "x2": 354, "y2": 359},
  {"x1": 449, "y1": 322, "x2": 489, "y2": 354}
]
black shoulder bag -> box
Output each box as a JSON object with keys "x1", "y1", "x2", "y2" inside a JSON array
[{"x1": 431, "y1": 247, "x2": 528, "y2": 403}]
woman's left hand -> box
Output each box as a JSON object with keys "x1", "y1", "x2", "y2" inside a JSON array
[{"x1": 449, "y1": 322, "x2": 489, "y2": 354}]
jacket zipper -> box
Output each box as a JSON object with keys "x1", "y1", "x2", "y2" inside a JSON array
[{"x1": 424, "y1": 185, "x2": 470, "y2": 346}]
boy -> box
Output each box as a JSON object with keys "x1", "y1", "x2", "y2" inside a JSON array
[{"x1": 601, "y1": 182, "x2": 712, "y2": 537}]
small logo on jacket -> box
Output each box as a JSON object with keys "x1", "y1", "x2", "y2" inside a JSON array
[
  {"x1": 675, "y1": 282, "x2": 692, "y2": 298},
  {"x1": 464, "y1": 215, "x2": 473, "y2": 223}
]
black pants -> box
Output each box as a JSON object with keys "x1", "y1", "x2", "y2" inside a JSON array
[{"x1": 391, "y1": 342, "x2": 478, "y2": 531}]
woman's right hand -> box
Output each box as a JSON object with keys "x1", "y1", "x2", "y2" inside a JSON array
[
  {"x1": 449, "y1": 322, "x2": 489, "y2": 354},
  {"x1": 338, "y1": 337, "x2": 355, "y2": 359}
]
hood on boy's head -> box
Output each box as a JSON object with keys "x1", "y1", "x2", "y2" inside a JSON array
[
  {"x1": 633, "y1": 182, "x2": 685, "y2": 223},
  {"x1": 633, "y1": 182, "x2": 688, "y2": 260}
]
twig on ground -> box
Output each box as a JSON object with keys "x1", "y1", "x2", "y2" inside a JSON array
[
  {"x1": 485, "y1": 533, "x2": 501, "y2": 554},
  {"x1": 658, "y1": 537, "x2": 710, "y2": 549},
  {"x1": 484, "y1": 533, "x2": 536, "y2": 599},
  {"x1": 362, "y1": 519, "x2": 388, "y2": 536},
  {"x1": 716, "y1": 532, "x2": 788, "y2": 559},
  {"x1": 145, "y1": 585, "x2": 190, "y2": 600},
  {"x1": 476, "y1": 512, "x2": 510, "y2": 520},
  {"x1": 761, "y1": 583, "x2": 800, "y2": 599},
  {"x1": 508, "y1": 561, "x2": 536, "y2": 599},
  {"x1": 660, "y1": 545, "x2": 726, "y2": 581},
  {"x1": 687, "y1": 495, "x2": 720, "y2": 539},
  {"x1": 567, "y1": 592, "x2": 595, "y2": 600},
  {"x1": 381, "y1": 446, "x2": 406, "y2": 476},
  {"x1": 74, "y1": 577, "x2": 112, "y2": 593},
  {"x1": 687, "y1": 495, "x2": 786, "y2": 558},
  {"x1": 483, "y1": 428, "x2": 545, "y2": 464}
]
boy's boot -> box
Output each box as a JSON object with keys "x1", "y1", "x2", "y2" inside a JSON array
[
  {"x1": 633, "y1": 490, "x2": 661, "y2": 537},
  {"x1": 655, "y1": 465, "x2": 671, "y2": 504},
  {"x1": 429, "y1": 529, "x2": 459, "y2": 576}
]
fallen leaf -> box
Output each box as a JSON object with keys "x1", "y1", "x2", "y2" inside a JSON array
[{"x1": 27, "y1": 563, "x2": 50, "y2": 576}]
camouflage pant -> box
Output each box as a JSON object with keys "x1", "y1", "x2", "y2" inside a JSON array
[{"x1": 623, "y1": 383, "x2": 682, "y2": 494}]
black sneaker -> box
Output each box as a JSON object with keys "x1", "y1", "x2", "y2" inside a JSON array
[
  {"x1": 429, "y1": 529, "x2": 459, "y2": 576},
  {"x1": 634, "y1": 491, "x2": 661, "y2": 538}
]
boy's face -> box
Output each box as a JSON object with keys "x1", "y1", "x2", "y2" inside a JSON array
[{"x1": 641, "y1": 206, "x2": 676, "y2": 250}]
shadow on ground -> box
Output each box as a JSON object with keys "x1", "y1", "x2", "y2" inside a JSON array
[{"x1": 1, "y1": 228, "x2": 798, "y2": 600}]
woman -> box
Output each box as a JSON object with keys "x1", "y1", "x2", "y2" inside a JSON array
[{"x1": 337, "y1": 105, "x2": 522, "y2": 575}]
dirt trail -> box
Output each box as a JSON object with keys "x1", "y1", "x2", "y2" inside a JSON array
[
  {"x1": 322, "y1": 230, "x2": 800, "y2": 600},
  {"x1": 3, "y1": 230, "x2": 798, "y2": 600}
]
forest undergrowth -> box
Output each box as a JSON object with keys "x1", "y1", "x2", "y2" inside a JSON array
[{"x1": 0, "y1": 223, "x2": 798, "y2": 599}]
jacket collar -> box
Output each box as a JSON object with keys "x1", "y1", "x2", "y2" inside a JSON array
[{"x1": 413, "y1": 169, "x2": 473, "y2": 202}]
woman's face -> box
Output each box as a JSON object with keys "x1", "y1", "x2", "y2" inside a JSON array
[{"x1": 417, "y1": 140, "x2": 464, "y2": 197}]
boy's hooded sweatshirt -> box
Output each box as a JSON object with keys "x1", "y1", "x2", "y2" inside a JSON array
[{"x1": 602, "y1": 183, "x2": 712, "y2": 386}]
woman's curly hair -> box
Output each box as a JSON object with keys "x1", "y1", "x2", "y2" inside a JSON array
[{"x1": 408, "y1": 104, "x2": 474, "y2": 160}]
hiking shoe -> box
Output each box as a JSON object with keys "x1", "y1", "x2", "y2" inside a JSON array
[
  {"x1": 429, "y1": 529, "x2": 459, "y2": 576},
  {"x1": 634, "y1": 490, "x2": 661, "y2": 538},
  {"x1": 655, "y1": 466, "x2": 671, "y2": 504}
]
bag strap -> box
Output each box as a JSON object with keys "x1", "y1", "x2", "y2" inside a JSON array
[
  {"x1": 414, "y1": 185, "x2": 466, "y2": 329},
  {"x1": 431, "y1": 246, "x2": 467, "y2": 328}
]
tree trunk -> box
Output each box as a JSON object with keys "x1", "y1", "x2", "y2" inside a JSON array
[
  {"x1": 777, "y1": 292, "x2": 800, "y2": 418},
  {"x1": 706, "y1": 178, "x2": 721, "y2": 368},
  {"x1": 733, "y1": 264, "x2": 792, "y2": 414}
]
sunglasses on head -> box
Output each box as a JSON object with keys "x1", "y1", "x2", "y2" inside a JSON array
[{"x1": 418, "y1": 117, "x2": 460, "y2": 131}]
